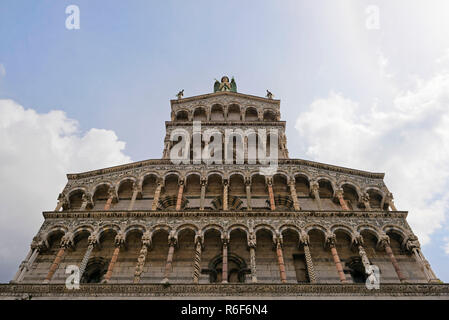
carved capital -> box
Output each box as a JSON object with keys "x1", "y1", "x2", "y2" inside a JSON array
[
  {"x1": 141, "y1": 231, "x2": 152, "y2": 248},
  {"x1": 114, "y1": 232, "x2": 126, "y2": 247},
  {"x1": 299, "y1": 231, "x2": 310, "y2": 246},
  {"x1": 325, "y1": 232, "x2": 336, "y2": 248},
  {"x1": 247, "y1": 232, "x2": 257, "y2": 249},
  {"x1": 60, "y1": 232, "x2": 74, "y2": 249}
]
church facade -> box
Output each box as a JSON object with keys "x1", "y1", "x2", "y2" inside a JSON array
[{"x1": 2, "y1": 78, "x2": 448, "y2": 299}]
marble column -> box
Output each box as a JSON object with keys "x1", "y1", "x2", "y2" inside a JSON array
[
  {"x1": 175, "y1": 181, "x2": 184, "y2": 211},
  {"x1": 103, "y1": 233, "x2": 124, "y2": 283},
  {"x1": 267, "y1": 178, "x2": 276, "y2": 211},
  {"x1": 310, "y1": 182, "x2": 322, "y2": 210},
  {"x1": 379, "y1": 235, "x2": 406, "y2": 282},
  {"x1": 128, "y1": 184, "x2": 141, "y2": 210},
  {"x1": 274, "y1": 236, "x2": 287, "y2": 283},
  {"x1": 12, "y1": 249, "x2": 33, "y2": 283},
  {"x1": 162, "y1": 236, "x2": 177, "y2": 283},
  {"x1": 335, "y1": 189, "x2": 349, "y2": 211},
  {"x1": 192, "y1": 234, "x2": 203, "y2": 284},
  {"x1": 221, "y1": 236, "x2": 229, "y2": 283},
  {"x1": 104, "y1": 189, "x2": 116, "y2": 210},
  {"x1": 289, "y1": 181, "x2": 300, "y2": 211},
  {"x1": 44, "y1": 235, "x2": 72, "y2": 283},
  {"x1": 326, "y1": 234, "x2": 346, "y2": 283},
  {"x1": 16, "y1": 241, "x2": 42, "y2": 282},
  {"x1": 200, "y1": 179, "x2": 206, "y2": 211},
  {"x1": 151, "y1": 182, "x2": 162, "y2": 211},
  {"x1": 406, "y1": 236, "x2": 439, "y2": 283},
  {"x1": 361, "y1": 193, "x2": 372, "y2": 211},
  {"x1": 222, "y1": 180, "x2": 229, "y2": 211},
  {"x1": 54, "y1": 194, "x2": 66, "y2": 211},
  {"x1": 300, "y1": 231, "x2": 317, "y2": 283},
  {"x1": 248, "y1": 232, "x2": 257, "y2": 283},
  {"x1": 78, "y1": 235, "x2": 97, "y2": 281},
  {"x1": 245, "y1": 178, "x2": 252, "y2": 211},
  {"x1": 133, "y1": 232, "x2": 152, "y2": 283}
]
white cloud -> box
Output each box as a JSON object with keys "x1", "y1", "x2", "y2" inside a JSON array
[
  {"x1": 295, "y1": 69, "x2": 449, "y2": 246},
  {"x1": 0, "y1": 99, "x2": 131, "y2": 281},
  {"x1": 443, "y1": 237, "x2": 449, "y2": 255}
]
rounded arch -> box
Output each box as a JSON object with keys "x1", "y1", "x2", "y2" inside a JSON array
[
  {"x1": 357, "y1": 224, "x2": 382, "y2": 240},
  {"x1": 279, "y1": 224, "x2": 301, "y2": 238},
  {"x1": 254, "y1": 224, "x2": 276, "y2": 236},
  {"x1": 304, "y1": 224, "x2": 328, "y2": 236},
  {"x1": 116, "y1": 176, "x2": 137, "y2": 190},
  {"x1": 163, "y1": 171, "x2": 182, "y2": 181},
  {"x1": 210, "y1": 104, "x2": 225, "y2": 121},
  {"x1": 97, "y1": 224, "x2": 120, "y2": 239},
  {"x1": 292, "y1": 172, "x2": 312, "y2": 182},
  {"x1": 141, "y1": 171, "x2": 160, "y2": 183},
  {"x1": 330, "y1": 224, "x2": 355, "y2": 239},
  {"x1": 263, "y1": 108, "x2": 276, "y2": 121},
  {"x1": 383, "y1": 225, "x2": 408, "y2": 241},
  {"x1": 175, "y1": 109, "x2": 189, "y2": 121},
  {"x1": 227, "y1": 224, "x2": 249, "y2": 238},
  {"x1": 366, "y1": 187, "x2": 385, "y2": 209},
  {"x1": 228, "y1": 171, "x2": 246, "y2": 180},
  {"x1": 339, "y1": 181, "x2": 362, "y2": 198},
  {"x1": 206, "y1": 171, "x2": 225, "y2": 179},
  {"x1": 90, "y1": 182, "x2": 114, "y2": 197},
  {"x1": 72, "y1": 225, "x2": 94, "y2": 240},
  {"x1": 124, "y1": 224, "x2": 146, "y2": 240},
  {"x1": 202, "y1": 224, "x2": 224, "y2": 236},
  {"x1": 43, "y1": 225, "x2": 68, "y2": 242},
  {"x1": 244, "y1": 106, "x2": 258, "y2": 121},
  {"x1": 193, "y1": 106, "x2": 207, "y2": 121},
  {"x1": 66, "y1": 187, "x2": 88, "y2": 199},
  {"x1": 227, "y1": 103, "x2": 241, "y2": 121},
  {"x1": 175, "y1": 224, "x2": 198, "y2": 237}
]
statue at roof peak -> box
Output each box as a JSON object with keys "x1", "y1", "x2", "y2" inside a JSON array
[{"x1": 214, "y1": 76, "x2": 237, "y2": 93}]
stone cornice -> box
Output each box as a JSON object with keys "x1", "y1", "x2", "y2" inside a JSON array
[
  {"x1": 43, "y1": 210, "x2": 407, "y2": 219},
  {"x1": 1, "y1": 283, "x2": 448, "y2": 299},
  {"x1": 170, "y1": 91, "x2": 280, "y2": 106},
  {"x1": 66, "y1": 159, "x2": 384, "y2": 180},
  {"x1": 165, "y1": 121, "x2": 286, "y2": 127}
]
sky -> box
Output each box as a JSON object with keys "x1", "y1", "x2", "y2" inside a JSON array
[{"x1": 0, "y1": 0, "x2": 449, "y2": 283}]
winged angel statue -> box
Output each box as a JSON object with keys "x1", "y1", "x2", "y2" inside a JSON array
[{"x1": 214, "y1": 76, "x2": 237, "y2": 93}]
